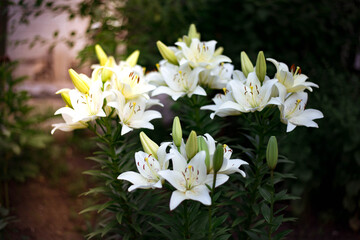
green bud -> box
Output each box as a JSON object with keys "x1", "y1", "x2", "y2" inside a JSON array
[
  {"x1": 241, "y1": 51, "x2": 254, "y2": 77},
  {"x1": 197, "y1": 136, "x2": 210, "y2": 172},
  {"x1": 213, "y1": 144, "x2": 224, "y2": 173},
  {"x1": 56, "y1": 88, "x2": 72, "y2": 108},
  {"x1": 266, "y1": 136, "x2": 278, "y2": 170},
  {"x1": 172, "y1": 117, "x2": 182, "y2": 147},
  {"x1": 101, "y1": 56, "x2": 115, "y2": 82},
  {"x1": 95, "y1": 44, "x2": 108, "y2": 66},
  {"x1": 255, "y1": 51, "x2": 266, "y2": 83},
  {"x1": 156, "y1": 41, "x2": 178, "y2": 65},
  {"x1": 214, "y1": 47, "x2": 224, "y2": 56},
  {"x1": 140, "y1": 132, "x2": 159, "y2": 159},
  {"x1": 183, "y1": 36, "x2": 191, "y2": 47},
  {"x1": 68, "y1": 69, "x2": 90, "y2": 94},
  {"x1": 185, "y1": 131, "x2": 198, "y2": 160},
  {"x1": 126, "y1": 50, "x2": 140, "y2": 67},
  {"x1": 188, "y1": 24, "x2": 200, "y2": 40}
]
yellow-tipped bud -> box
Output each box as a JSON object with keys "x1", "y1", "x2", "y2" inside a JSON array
[
  {"x1": 140, "y1": 132, "x2": 159, "y2": 159},
  {"x1": 186, "y1": 130, "x2": 198, "y2": 160},
  {"x1": 213, "y1": 143, "x2": 224, "y2": 173},
  {"x1": 188, "y1": 24, "x2": 200, "y2": 40},
  {"x1": 214, "y1": 47, "x2": 224, "y2": 56},
  {"x1": 56, "y1": 88, "x2": 72, "y2": 108},
  {"x1": 172, "y1": 116, "x2": 182, "y2": 147},
  {"x1": 256, "y1": 51, "x2": 266, "y2": 83},
  {"x1": 126, "y1": 50, "x2": 140, "y2": 67},
  {"x1": 101, "y1": 56, "x2": 115, "y2": 82},
  {"x1": 266, "y1": 136, "x2": 278, "y2": 170},
  {"x1": 241, "y1": 51, "x2": 254, "y2": 77},
  {"x1": 198, "y1": 136, "x2": 210, "y2": 172},
  {"x1": 68, "y1": 69, "x2": 90, "y2": 94},
  {"x1": 156, "y1": 41, "x2": 178, "y2": 65},
  {"x1": 95, "y1": 44, "x2": 108, "y2": 66}
]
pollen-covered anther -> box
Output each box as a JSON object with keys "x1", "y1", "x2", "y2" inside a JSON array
[{"x1": 222, "y1": 87, "x2": 228, "y2": 95}]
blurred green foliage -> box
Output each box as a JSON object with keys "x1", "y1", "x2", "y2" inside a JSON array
[
  {"x1": 0, "y1": 61, "x2": 52, "y2": 206},
  {"x1": 71, "y1": 0, "x2": 360, "y2": 228}
]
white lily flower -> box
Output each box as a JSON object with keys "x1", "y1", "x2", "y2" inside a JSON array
[
  {"x1": 158, "y1": 151, "x2": 222, "y2": 210},
  {"x1": 95, "y1": 64, "x2": 155, "y2": 101},
  {"x1": 201, "y1": 90, "x2": 240, "y2": 119},
  {"x1": 279, "y1": 92, "x2": 324, "y2": 132},
  {"x1": 267, "y1": 58, "x2": 319, "y2": 100},
  {"x1": 68, "y1": 79, "x2": 107, "y2": 123},
  {"x1": 202, "y1": 72, "x2": 277, "y2": 118},
  {"x1": 107, "y1": 93, "x2": 162, "y2": 135},
  {"x1": 52, "y1": 79, "x2": 107, "y2": 134},
  {"x1": 199, "y1": 63, "x2": 234, "y2": 89},
  {"x1": 118, "y1": 142, "x2": 171, "y2": 191},
  {"x1": 202, "y1": 134, "x2": 248, "y2": 176},
  {"x1": 227, "y1": 72, "x2": 277, "y2": 113},
  {"x1": 175, "y1": 38, "x2": 231, "y2": 69},
  {"x1": 51, "y1": 108, "x2": 88, "y2": 134},
  {"x1": 151, "y1": 62, "x2": 206, "y2": 101}
]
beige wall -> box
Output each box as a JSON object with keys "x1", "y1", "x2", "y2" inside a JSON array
[{"x1": 6, "y1": 0, "x2": 90, "y2": 96}]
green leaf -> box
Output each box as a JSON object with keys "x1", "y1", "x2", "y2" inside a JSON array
[
  {"x1": 261, "y1": 203, "x2": 271, "y2": 223},
  {"x1": 116, "y1": 212, "x2": 124, "y2": 224},
  {"x1": 79, "y1": 204, "x2": 102, "y2": 214},
  {"x1": 273, "y1": 229, "x2": 293, "y2": 240},
  {"x1": 259, "y1": 187, "x2": 272, "y2": 203},
  {"x1": 97, "y1": 201, "x2": 114, "y2": 213}
]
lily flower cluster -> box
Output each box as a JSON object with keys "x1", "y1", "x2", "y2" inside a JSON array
[
  {"x1": 118, "y1": 117, "x2": 248, "y2": 210},
  {"x1": 201, "y1": 51, "x2": 324, "y2": 132},
  {"x1": 147, "y1": 24, "x2": 233, "y2": 100},
  {"x1": 52, "y1": 45, "x2": 162, "y2": 135}
]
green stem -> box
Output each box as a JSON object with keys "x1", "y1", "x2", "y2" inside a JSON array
[
  {"x1": 208, "y1": 171, "x2": 217, "y2": 240},
  {"x1": 184, "y1": 201, "x2": 190, "y2": 239},
  {"x1": 268, "y1": 170, "x2": 274, "y2": 240}
]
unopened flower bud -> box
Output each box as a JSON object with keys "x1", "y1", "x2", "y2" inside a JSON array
[
  {"x1": 156, "y1": 41, "x2": 178, "y2": 65},
  {"x1": 56, "y1": 88, "x2": 72, "y2": 108},
  {"x1": 101, "y1": 56, "x2": 115, "y2": 82},
  {"x1": 214, "y1": 47, "x2": 224, "y2": 56},
  {"x1": 266, "y1": 136, "x2": 278, "y2": 170},
  {"x1": 185, "y1": 130, "x2": 198, "y2": 160},
  {"x1": 95, "y1": 44, "x2": 108, "y2": 66},
  {"x1": 140, "y1": 132, "x2": 159, "y2": 159},
  {"x1": 126, "y1": 50, "x2": 140, "y2": 67},
  {"x1": 241, "y1": 51, "x2": 254, "y2": 77},
  {"x1": 213, "y1": 143, "x2": 224, "y2": 173},
  {"x1": 172, "y1": 116, "x2": 182, "y2": 147},
  {"x1": 197, "y1": 136, "x2": 210, "y2": 172},
  {"x1": 68, "y1": 69, "x2": 90, "y2": 94},
  {"x1": 256, "y1": 51, "x2": 266, "y2": 83},
  {"x1": 188, "y1": 24, "x2": 200, "y2": 40}
]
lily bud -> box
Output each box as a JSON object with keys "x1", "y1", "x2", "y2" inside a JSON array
[
  {"x1": 266, "y1": 136, "x2": 278, "y2": 170},
  {"x1": 256, "y1": 51, "x2": 266, "y2": 83},
  {"x1": 68, "y1": 69, "x2": 90, "y2": 94},
  {"x1": 183, "y1": 36, "x2": 191, "y2": 47},
  {"x1": 185, "y1": 131, "x2": 198, "y2": 160},
  {"x1": 188, "y1": 24, "x2": 200, "y2": 40},
  {"x1": 214, "y1": 47, "x2": 224, "y2": 56},
  {"x1": 56, "y1": 88, "x2": 72, "y2": 108},
  {"x1": 241, "y1": 51, "x2": 254, "y2": 77},
  {"x1": 101, "y1": 56, "x2": 115, "y2": 82},
  {"x1": 126, "y1": 50, "x2": 140, "y2": 67},
  {"x1": 172, "y1": 116, "x2": 182, "y2": 147},
  {"x1": 156, "y1": 41, "x2": 178, "y2": 65},
  {"x1": 140, "y1": 132, "x2": 159, "y2": 159},
  {"x1": 95, "y1": 44, "x2": 108, "y2": 66},
  {"x1": 213, "y1": 143, "x2": 224, "y2": 173},
  {"x1": 197, "y1": 136, "x2": 210, "y2": 172}
]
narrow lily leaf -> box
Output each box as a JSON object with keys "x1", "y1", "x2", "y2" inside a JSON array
[
  {"x1": 259, "y1": 187, "x2": 272, "y2": 203},
  {"x1": 97, "y1": 201, "x2": 114, "y2": 213},
  {"x1": 79, "y1": 204, "x2": 102, "y2": 214},
  {"x1": 261, "y1": 203, "x2": 271, "y2": 223}
]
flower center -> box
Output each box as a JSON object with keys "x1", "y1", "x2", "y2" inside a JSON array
[{"x1": 183, "y1": 165, "x2": 200, "y2": 189}]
